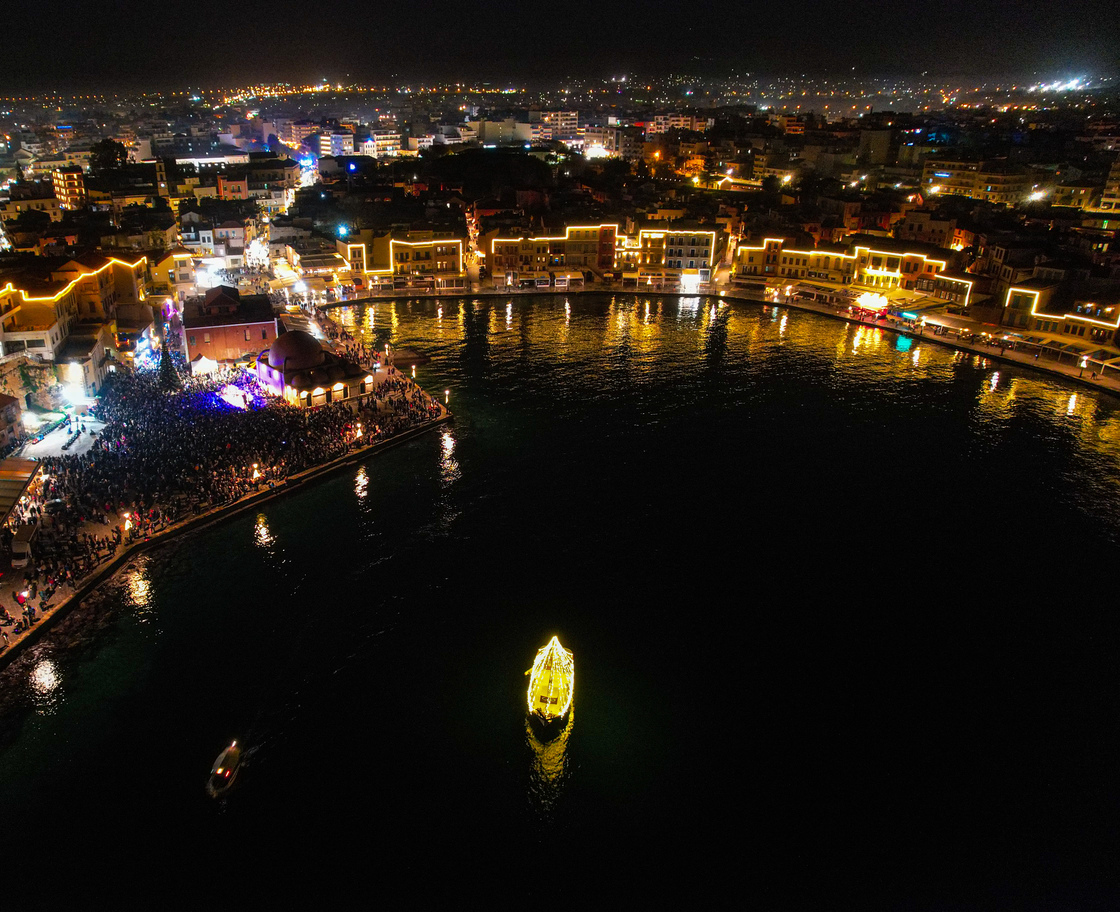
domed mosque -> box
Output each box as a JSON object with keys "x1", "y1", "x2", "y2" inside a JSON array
[{"x1": 256, "y1": 329, "x2": 374, "y2": 407}]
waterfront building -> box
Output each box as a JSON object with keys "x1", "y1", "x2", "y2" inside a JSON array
[
  {"x1": 487, "y1": 223, "x2": 714, "y2": 287},
  {"x1": 1005, "y1": 272, "x2": 1120, "y2": 340},
  {"x1": 616, "y1": 227, "x2": 718, "y2": 289},
  {"x1": 339, "y1": 231, "x2": 466, "y2": 292},
  {"x1": 488, "y1": 224, "x2": 618, "y2": 278},
  {"x1": 255, "y1": 328, "x2": 372, "y2": 407},
  {"x1": 181, "y1": 285, "x2": 276, "y2": 364},
  {"x1": 732, "y1": 236, "x2": 966, "y2": 298}
]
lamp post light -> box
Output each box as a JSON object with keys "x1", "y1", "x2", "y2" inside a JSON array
[{"x1": 444, "y1": 389, "x2": 449, "y2": 404}]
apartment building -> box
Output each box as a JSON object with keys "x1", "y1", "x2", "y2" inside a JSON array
[
  {"x1": 339, "y1": 231, "x2": 466, "y2": 291},
  {"x1": 540, "y1": 111, "x2": 579, "y2": 138},
  {"x1": 0, "y1": 255, "x2": 146, "y2": 365},
  {"x1": 51, "y1": 166, "x2": 86, "y2": 210},
  {"x1": 733, "y1": 236, "x2": 959, "y2": 295},
  {"x1": 921, "y1": 158, "x2": 1031, "y2": 205},
  {"x1": 488, "y1": 225, "x2": 618, "y2": 275},
  {"x1": 359, "y1": 131, "x2": 402, "y2": 158},
  {"x1": 317, "y1": 132, "x2": 354, "y2": 158}
]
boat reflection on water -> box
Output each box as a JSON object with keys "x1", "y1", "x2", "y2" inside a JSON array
[{"x1": 525, "y1": 709, "x2": 573, "y2": 815}]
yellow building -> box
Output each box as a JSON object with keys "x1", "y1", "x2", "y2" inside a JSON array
[
  {"x1": 0, "y1": 255, "x2": 147, "y2": 359},
  {"x1": 51, "y1": 166, "x2": 86, "y2": 210},
  {"x1": 733, "y1": 237, "x2": 953, "y2": 294},
  {"x1": 489, "y1": 224, "x2": 618, "y2": 276},
  {"x1": 340, "y1": 232, "x2": 466, "y2": 292},
  {"x1": 615, "y1": 227, "x2": 718, "y2": 288}
]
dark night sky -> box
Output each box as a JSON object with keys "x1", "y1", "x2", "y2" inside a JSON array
[{"x1": 6, "y1": 0, "x2": 1119, "y2": 91}]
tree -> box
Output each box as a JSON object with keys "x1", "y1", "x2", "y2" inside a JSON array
[
  {"x1": 158, "y1": 340, "x2": 181, "y2": 390},
  {"x1": 89, "y1": 139, "x2": 128, "y2": 174}
]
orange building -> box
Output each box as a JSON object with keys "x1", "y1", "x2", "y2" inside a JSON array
[{"x1": 181, "y1": 286, "x2": 277, "y2": 364}]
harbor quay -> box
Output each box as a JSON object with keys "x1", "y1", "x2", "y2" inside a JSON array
[{"x1": 0, "y1": 321, "x2": 449, "y2": 673}]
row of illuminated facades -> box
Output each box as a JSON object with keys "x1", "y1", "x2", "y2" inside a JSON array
[
  {"x1": 732, "y1": 232, "x2": 1120, "y2": 347},
  {"x1": 325, "y1": 224, "x2": 721, "y2": 292}
]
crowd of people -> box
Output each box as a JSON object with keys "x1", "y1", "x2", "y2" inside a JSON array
[
  {"x1": 209, "y1": 265, "x2": 271, "y2": 296},
  {"x1": 0, "y1": 340, "x2": 446, "y2": 646}
]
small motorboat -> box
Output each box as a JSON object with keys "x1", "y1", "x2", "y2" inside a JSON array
[
  {"x1": 207, "y1": 740, "x2": 242, "y2": 797},
  {"x1": 526, "y1": 636, "x2": 574, "y2": 739}
]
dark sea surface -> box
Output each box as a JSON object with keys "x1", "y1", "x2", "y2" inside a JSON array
[{"x1": 3, "y1": 294, "x2": 1120, "y2": 908}]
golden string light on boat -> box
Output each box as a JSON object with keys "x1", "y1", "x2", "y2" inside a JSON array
[{"x1": 526, "y1": 636, "x2": 575, "y2": 720}]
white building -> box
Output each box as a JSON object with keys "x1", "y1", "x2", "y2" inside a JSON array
[
  {"x1": 317, "y1": 133, "x2": 355, "y2": 158},
  {"x1": 359, "y1": 131, "x2": 401, "y2": 158}
]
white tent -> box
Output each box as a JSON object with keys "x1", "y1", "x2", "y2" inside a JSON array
[{"x1": 191, "y1": 354, "x2": 220, "y2": 375}]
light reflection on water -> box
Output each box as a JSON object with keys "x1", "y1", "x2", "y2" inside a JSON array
[
  {"x1": 440, "y1": 430, "x2": 460, "y2": 485},
  {"x1": 254, "y1": 514, "x2": 275, "y2": 551},
  {"x1": 525, "y1": 711, "x2": 573, "y2": 817},
  {"x1": 126, "y1": 557, "x2": 155, "y2": 625},
  {"x1": 354, "y1": 466, "x2": 369, "y2": 500},
  {"x1": 29, "y1": 657, "x2": 61, "y2": 715}
]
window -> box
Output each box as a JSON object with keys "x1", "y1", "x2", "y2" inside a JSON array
[
  {"x1": 203, "y1": 333, "x2": 211, "y2": 343},
  {"x1": 189, "y1": 336, "x2": 196, "y2": 346},
  {"x1": 244, "y1": 329, "x2": 252, "y2": 341},
  {"x1": 262, "y1": 329, "x2": 268, "y2": 340}
]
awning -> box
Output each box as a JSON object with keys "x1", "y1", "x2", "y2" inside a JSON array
[{"x1": 0, "y1": 457, "x2": 41, "y2": 527}]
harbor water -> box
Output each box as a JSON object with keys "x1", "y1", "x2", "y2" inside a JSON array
[{"x1": 2, "y1": 294, "x2": 1120, "y2": 906}]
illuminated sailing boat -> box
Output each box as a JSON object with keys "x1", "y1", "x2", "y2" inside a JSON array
[{"x1": 526, "y1": 636, "x2": 574, "y2": 734}]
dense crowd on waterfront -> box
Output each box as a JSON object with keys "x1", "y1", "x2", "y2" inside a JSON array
[{"x1": 0, "y1": 349, "x2": 444, "y2": 644}]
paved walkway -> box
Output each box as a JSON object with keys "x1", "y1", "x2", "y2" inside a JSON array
[{"x1": 18, "y1": 418, "x2": 107, "y2": 459}]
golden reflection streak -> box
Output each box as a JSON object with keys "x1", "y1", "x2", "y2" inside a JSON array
[
  {"x1": 354, "y1": 466, "x2": 369, "y2": 500},
  {"x1": 440, "y1": 430, "x2": 460, "y2": 484},
  {"x1": 125, "y1": 557, "x2": 155, "y2": 624},
  {"x1": 254, "y1": 514, "x2": 275, "y2": 550},
  {"x1": 29, "y1": 657, "x2": 62, "y2": 714},
  {"x1": 525, "y1": 709, "x2": 574, "y2": 815}
]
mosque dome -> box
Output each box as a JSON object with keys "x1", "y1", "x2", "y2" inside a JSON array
[{"x1": 268, "y1": 330, "x2": 325, "y2": 371}]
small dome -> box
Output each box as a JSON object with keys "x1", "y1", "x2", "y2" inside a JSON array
[{"x1": 267, "y1": 330, "x2": 325, "y2": 372}]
